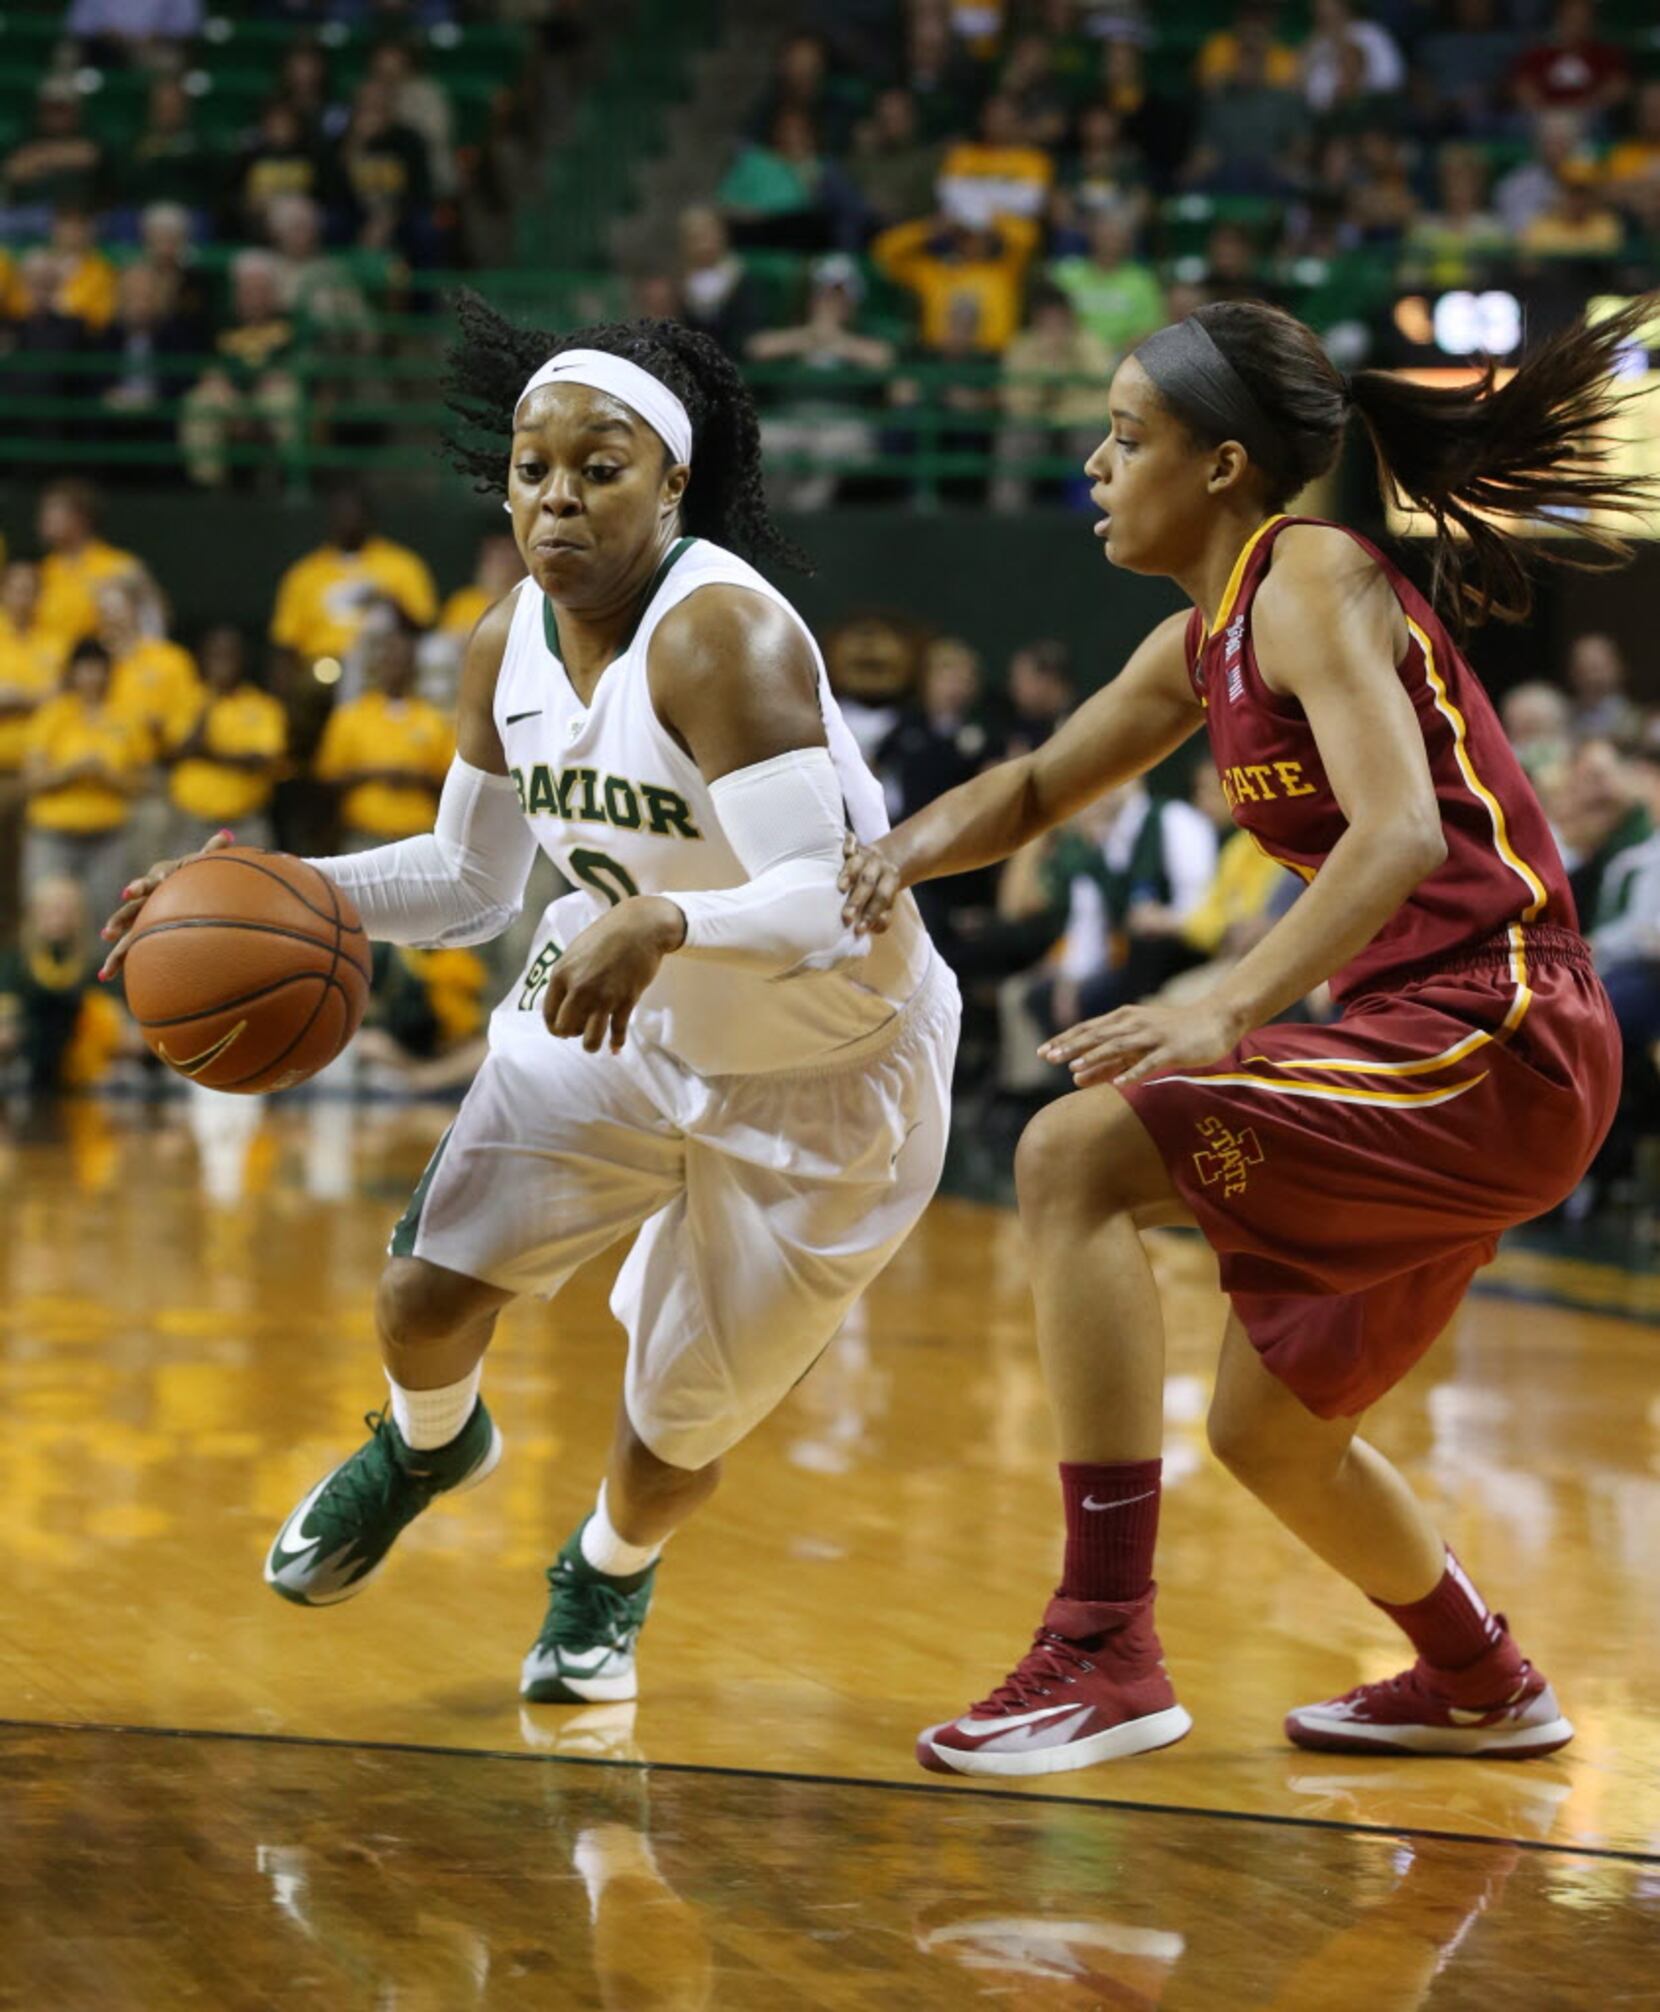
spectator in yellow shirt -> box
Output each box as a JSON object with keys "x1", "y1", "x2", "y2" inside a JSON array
[
  {"x1": 0, "y1": 247, "x2": 24, "y2": 317},
  {"x1": 1197, "y1": 2, "x2": 1301, "y2": 90},
  {"x1": 0, "y1": 562, "x2": 63, "y2": 774},
  {"x1": 437, "y1": 532, "x2": 525, "y2": 641},
  {"x1": 0, "y1": 877, "x2": 131, "y2": 1095},
  {"x1": 169, "y1": 626, "x2": 290, "y2": 852},
  {"x1": 427, "y1": 532, "x2": 526, "y2": 711},
  {"x1": 271, "y1": 482, "x2": 439, "y2": 669},
  {"x1": 1606, "y1": 79, "x2": 1660, "y2": 196},
  {"x1": 873, "y1": 210, "x2": 1040, "y2": 353},
  {"x1": 314, "y1": 612, "x2": 453, "y2": 847},
  {"x1": 0, "y1": 560, "x2": 65, "y2": 943},
  {"x1": 935, "y1": 94, "x2": 1055, "y2": 224},
  {"x1": 22, "y1": 640, "x2": 154, "y2": 937},
  {"x1": 99, "y1": 577, "x2": 203, "y2": 759},
  {"x1": 1519, "y1": 165, "x2": 1625, "y2": 256},
  {"x1": 41, "y1": 206, "x2": 118, "y2": 331},
  {"x1": 34, "y1": 480, "x2": 145, "y2": 653}
]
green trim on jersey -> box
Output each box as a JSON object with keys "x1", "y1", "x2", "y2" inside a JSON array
[
  {"x1": 389, "y1": 1123, "x2": 454, "y2": 1259},
  {"x1": 540, "y1": 535, "x2": 696, "y2": 663}
]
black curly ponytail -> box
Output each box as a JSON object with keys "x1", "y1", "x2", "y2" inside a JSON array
[{"x1": 444, "y1": 291, "x2": 811, "y2": 576}]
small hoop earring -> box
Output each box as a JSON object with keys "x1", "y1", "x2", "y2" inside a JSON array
[{"x1": 501, "y1": 500, "x2": 512, "y2": 515}]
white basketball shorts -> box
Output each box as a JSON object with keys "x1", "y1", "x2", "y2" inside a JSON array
[{"x1": 391, "y1": 902, "x2": 961, "y2": 1468}]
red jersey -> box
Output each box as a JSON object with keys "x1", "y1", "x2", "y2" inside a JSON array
[{"x1": 1183, "y1": 513, "x2": 1575, "y2": 1005}]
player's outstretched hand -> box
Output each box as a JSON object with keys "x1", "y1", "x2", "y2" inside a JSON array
[
  {"x1": 98, "y1": 827, "x2": 238, "y2": 982},
  {"x1": 838, "y1": 833, "x2": 902, "y2": 936},
  {"x1": 1040, "y1": 996, "x2": 1246, "y2": 1089},
  {"x1": 543, "y1": 895, "x2": 687, "y2": 1054}
]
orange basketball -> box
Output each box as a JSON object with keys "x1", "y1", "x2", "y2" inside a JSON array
[{"x1": 123, "y1": 848, "x2": 372, "y2": 1094}]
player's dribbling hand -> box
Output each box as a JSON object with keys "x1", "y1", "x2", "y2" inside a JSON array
[
  {"x1": 542, "y1": 896, "x2": 687, "y2": 1053},
  {"x1": 838, "y1": 834, "x2": 902, "y2": 936},
  {"x1": 97, "y1": 828, "x2": 238, "y2": 982},
  {"x1": 1040, "y1": 996, "x2": 1246, "y2": 1089}
]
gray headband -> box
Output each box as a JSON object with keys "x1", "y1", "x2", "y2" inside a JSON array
[{"x1": 1132, "y1": 317, "x2": 1288, "y2": 480}]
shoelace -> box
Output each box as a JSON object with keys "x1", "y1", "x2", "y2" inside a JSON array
[
  {"x1": 539, "y1": 1565, "x2": 639, "y2": 1651},
  {"x1": 973, "y1": 1628, "x2": 1098, "y2": 1716},
  {"x1": 324, "y1": 1411, "x2": 429, "y2": 1525}
]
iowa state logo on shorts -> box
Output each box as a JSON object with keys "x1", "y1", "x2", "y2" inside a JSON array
[{"x1": 1192, "y1": 1114, "x2": 1264, "y2": 1200}]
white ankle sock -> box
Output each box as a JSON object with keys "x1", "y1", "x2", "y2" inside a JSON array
[
  {"x1": 387, "y1": 1365, "x2": 482, "y2": 1451},
  {"x1": 579, "y1": 1481, "x2": 662, "y2": 1576}
]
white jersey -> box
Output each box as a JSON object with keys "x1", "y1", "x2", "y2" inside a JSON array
[{"x1": 494, "y1": 535, "x2": 933, "y2": 1075}]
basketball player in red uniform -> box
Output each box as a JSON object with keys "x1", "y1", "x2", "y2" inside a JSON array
[{"x1": 839, "y1": 297, "x2": 1656, "y2": 1777}]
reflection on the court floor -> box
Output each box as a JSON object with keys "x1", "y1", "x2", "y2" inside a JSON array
[{"x1": 3, "y1": 1727, "x2": 1654, "y2": 2011}]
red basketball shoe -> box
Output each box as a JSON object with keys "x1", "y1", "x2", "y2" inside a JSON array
[
  {"x1": 1284, "y1": 1624, "x2": 1573, "y2": 1758},
  {"x1": 917, "y1": 1589, "x2": 1192, "y2": 1779}
]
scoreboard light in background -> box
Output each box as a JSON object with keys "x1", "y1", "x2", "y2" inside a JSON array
[
  {"x1": 1385, "y1": 294, "x2": 1660, "y2": 542},
  {"x1": 1391, "y1": 290, "x2": 1523, "y2": 358}
]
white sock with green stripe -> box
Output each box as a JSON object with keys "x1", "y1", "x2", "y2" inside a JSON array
[
  {"x1": 387, "y1": 1364, "x2": 482, "y2": 1451},
  {"x1": 580, "y1": 1481, "x2": 662, "y2": 1576}
]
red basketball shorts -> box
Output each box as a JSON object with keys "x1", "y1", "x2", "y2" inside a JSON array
[{"x1": 1119, "y1": 927, "x2": 1620, "y2": 1417}]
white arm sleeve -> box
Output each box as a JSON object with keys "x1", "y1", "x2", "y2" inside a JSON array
[
  {"x1": 305, "y1": 755, "x2": 536, "y2": 948},
  {"x1": 670, "y1": 747, "x2": 868, "y2": 975}
]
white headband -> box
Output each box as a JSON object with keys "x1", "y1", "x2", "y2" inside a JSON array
[{"x1": 515, "y1": 348, "x2": 693, "y2": 466}]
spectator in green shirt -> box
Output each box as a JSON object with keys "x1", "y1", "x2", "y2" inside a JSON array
[
  {"x1": 717, "y1": 109, "x2": 862, "y2": 252},
  {"x1": 1045, "y1": 206, "x2": 1166, "y2": 363}
]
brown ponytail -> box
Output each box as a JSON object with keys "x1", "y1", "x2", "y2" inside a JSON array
[{"x1": 1345, "y1": 294, "x2": 1660, "y2": 629}]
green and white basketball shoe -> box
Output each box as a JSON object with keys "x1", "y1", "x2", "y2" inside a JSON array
[
  {"x1": 520, "y1": 1521, "x2": 658, "y2": 1703},
  {"x1": 264, "y1": 1402, "x2": 502, "y2": 1606}
]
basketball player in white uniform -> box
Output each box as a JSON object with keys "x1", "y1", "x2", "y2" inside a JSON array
[{"x1": 103, "y1": 305, "x2": 959, "y2": 1703}]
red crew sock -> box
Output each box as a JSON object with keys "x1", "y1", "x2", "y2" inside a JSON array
[
  {"x1": 1058, "y1": 1459, "x2": 1162, "y2": 1604},
  {"x1": 1372, "y1": 1550, "x2": 1506, "y2": 1671}
]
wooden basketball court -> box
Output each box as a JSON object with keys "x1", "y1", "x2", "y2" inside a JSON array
[{"x1": 3, "y1": 1098, "x2": 1656, "y2": 2006}]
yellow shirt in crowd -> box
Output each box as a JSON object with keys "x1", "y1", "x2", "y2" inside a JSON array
[
  {"x1": 57, "y1": 250, "x2": 119, "y2": 332},
  {"x1": 36, "y1": 539, "x2": 142, "y2": 652},
  {"x1": 23, "y1": 693, "x2": 149, "y2": 833},
  {"x1": 438, "y1": 584, "x2": 491, "y2": 637},
  {"x1": 315, "y1": 690, "x2": 454, "y2": 838},
  {"x1": 1195, "y1": 30, "x2": 1300, "y2": 88},
  {"x1": 0, "y1": 251, "x2": 26, "y2": 318},
  {"x1": 170, "y1": 687, "x2": 289, "y2": 823},
  {"x1": 271, "y1": 538, "x2": 440, "y2": 662},
  {"x1": 936, "y1": 140, "x2": 1055, "y2": 222},
  {"x1": 1605, "y1": 139, "x2": 1660, "y2": 185},
  {"x1": 873, "y1": 214, "x2": 1040, "y2": 353},
  {"x1": 0, "y1": 618, "x2": 63, "y2": 771},
  {"x1": 392, "y1": 945, "x2": 490, "y2": 1050},
  {"x1": 1182, "y1": 828, "x2": 1291, "y2": 957},
  {"x1": 110, "y1": 637, "x2": 203, "y2": 757}
]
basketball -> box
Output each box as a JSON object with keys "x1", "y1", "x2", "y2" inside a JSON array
[{"x1": 122, "y1": 849, "x2": 371, "y2": 1094}]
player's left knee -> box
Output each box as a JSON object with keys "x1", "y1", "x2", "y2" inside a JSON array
[{"x1": 1014, "y1": 1089, "x2": 1155, "y2": 1224}]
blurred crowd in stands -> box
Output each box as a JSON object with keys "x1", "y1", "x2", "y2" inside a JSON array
[
  {"x1": 626, "y1": 0, "x2": 1660, "y2": 504},
  {"x1": 0, "y1": 0, "x2": 563, "y2": 484},
  {"x1": 2, "y1": 470, "x2": 1658, "y2": 1224},
  {"x1": 4, "y1": 0, "x2": 1657, "y2": 492},
  {"x1": 0, "y1": 475, "x2": 511, "y2": 1093}
]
